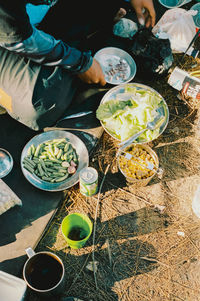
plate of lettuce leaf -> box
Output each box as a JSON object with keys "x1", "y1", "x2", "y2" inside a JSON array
[{"x1": 96, "y1": 83, "x2": 169, "y2": 143}]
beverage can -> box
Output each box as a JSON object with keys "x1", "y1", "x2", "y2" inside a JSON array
[
  {"x1": 79, "y1": 167, "x2": 98, "y2": 196},
  {"x1": 168, "y1": 67, "x2": 200, "y2": 100}
]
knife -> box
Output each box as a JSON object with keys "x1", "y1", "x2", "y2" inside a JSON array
[{"x1": 55, "y1": 110, "x2": 93, "y2": 125}]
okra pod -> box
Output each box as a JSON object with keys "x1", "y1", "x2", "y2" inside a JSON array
[
  {"x1": 37, "y1": 163, "x2": 44, "y2": 177},
  {"x1": 31, "y1": 144, "x2": 36, "y2": 156},
  {"x1": 55, "y1": 174, "x2": 69, "y2": 182},
  {"x1": 40, "y1": 159, "x2": 48, "y2": 173},
  {"x1": 41, "y1": 176, "x2": 53, "y2": 182},
  {"x1": 23, "y1": 162, "x2": 35, "y2": 174},
  {"x1": 27, "y1": 146, "x2": 32, "y2": 157},
  {"x1": 34, "y1": 144, "x2": 42, "y2": 157},
  {"x1": 64, "y1": 143, "x2": 69, "y2": 152},
  {"x1": 52, "y1": 172, "x2": 66, "y2": 177},
  {"x1": 23, "y1": 157, "x2": 36, "y2": 168},
  {"x1": 56, "y1": 148, "x2": 63, "y2": 159}
]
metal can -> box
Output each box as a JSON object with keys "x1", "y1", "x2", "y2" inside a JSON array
[{"x1": 79, "y1": 167, "x2": 98, "y2": 196}]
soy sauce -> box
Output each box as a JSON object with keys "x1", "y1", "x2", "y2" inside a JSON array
[
  {"x1": 26, "y1": 253, "x2": 63, "y2": 290},
  {"x1": 68, "y1": 226, "x2": 87, "y2": 241}
]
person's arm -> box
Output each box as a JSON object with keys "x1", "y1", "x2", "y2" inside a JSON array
[
  {"x1": 129, "y1": 0, "x2": 156, "y2": 28},
  {"x1": 0, "y1": 26, "x2": 92, "y2": 73},
  {"x1": 0, "y1": 25, "x2": 106, "y2": 85}
]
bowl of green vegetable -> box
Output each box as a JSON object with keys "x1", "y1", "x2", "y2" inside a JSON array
[
  {"x1": 96, "y1": 83, "x2": 169, "y2": 143},
  {"x1": 21, "y1": 130, "x2": 89, "y2": 191}
]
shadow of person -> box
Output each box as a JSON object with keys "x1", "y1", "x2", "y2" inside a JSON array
[
  {"x1": 63, "y1": 239, "x2": 158, "y2": 301},
  {"x1": 55, "y1": 85, "x2": 110, "y2": 130},
  {"x1": 0, "y1": 254, "x2": 28, "y2": 278},
  {"x1": 99, "y1": 137, "x2": 200, "y2": 194},
  {"x1": 24, "y1": 239, "x2": 158, "y2": 301},
  {"x1": 154, "y1": 141, "x2": 200, "y2": 182},
  {"x1": 22, "y1": 205, "x2": 170, "y2": 300},
  {"x1": 92, "y1": 206, "x2": 170, "y2": 247}
]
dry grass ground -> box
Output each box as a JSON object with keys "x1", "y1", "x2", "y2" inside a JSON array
[{"x1": 27, "y1": 49, "x2": 200, "y2": 300}]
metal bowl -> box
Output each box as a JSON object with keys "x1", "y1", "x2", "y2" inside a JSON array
[
  {"x1": 94, "y1": 47, "x2": 137, "y2": 85},
  {"x1": 0, "y1": 148, "x2": 13, "y2": 178},
  {"x1": 21, "y1": 130, "x2": 89, "y2": 192},
  {"x1": 117, "y1": 143, "x2": 159, "y2": 187},
  {"x1": 99, "y1": 83, "x2": 169, "y2": 143},
  {"x1": 158, "y1": 0, "x2": 187, "y2": 8}
]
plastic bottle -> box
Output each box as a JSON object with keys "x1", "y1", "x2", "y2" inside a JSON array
[{"x1": 192, "y1": 185, "x2": 200, "y2": 218}]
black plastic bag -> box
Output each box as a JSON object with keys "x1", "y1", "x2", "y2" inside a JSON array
[{"x1": 129, "y1": 27, "x2": 173, "y2": 79}]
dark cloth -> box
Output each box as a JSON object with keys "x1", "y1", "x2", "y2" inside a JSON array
[
  {"x1": 0, "y1": 0, "x2": 126, "y2": 131},
  {"x1": 0, "y1": 0, "x2": 32, "y2": 43},
  {"x1": 38, "y1": 0, "x2": 125, "y2": 42},
  {"x1": 0, "y1": 46, "x2": 78, "y2": 130}
]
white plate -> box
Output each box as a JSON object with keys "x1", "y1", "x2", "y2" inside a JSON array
[{"x1": 21, "y1": 130, "x2": 89, "y2": 191}]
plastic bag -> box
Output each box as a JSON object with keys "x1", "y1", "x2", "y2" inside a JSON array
[
  {"x1": 113, "y1": 18, "x2": 138, "y2": 39},
  {"x1": 152, "y1": 8, "x2": 197, "y2": 53},
  {"x1": 129, "y1": 27, "x2": 173, "y2": 79}
]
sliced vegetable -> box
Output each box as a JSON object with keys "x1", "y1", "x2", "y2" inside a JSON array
[
  {"x1": 22, "y1": 138, "x2": 79, "y2": 183},
  {"x1": 96, "y1": 85, "x2": 164, "y2": 142}
]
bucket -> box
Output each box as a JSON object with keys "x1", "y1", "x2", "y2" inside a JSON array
[{"x1": 61, "y1": 213, "x2": 93, "y2": 249}]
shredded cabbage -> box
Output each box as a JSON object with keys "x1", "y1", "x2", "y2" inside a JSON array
[{"x1": 96, "y1": 86, "x2": 163, "y2": 142}]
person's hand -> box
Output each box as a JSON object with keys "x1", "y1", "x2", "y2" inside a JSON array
[
  {"x1": 130, "y1": 0, "x2": 156, "y2": 28},
  {"x1": 77, "y1": 58, "x2": 106, "y2": 86}
]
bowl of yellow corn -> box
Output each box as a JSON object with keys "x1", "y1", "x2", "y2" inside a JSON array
[{"x1": 117, "y1": 144, "x2": 159, "y2": 186}]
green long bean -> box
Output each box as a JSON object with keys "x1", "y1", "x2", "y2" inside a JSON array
[{"x1": 22, "y1": 138, "x2": 79, "y2": 183}]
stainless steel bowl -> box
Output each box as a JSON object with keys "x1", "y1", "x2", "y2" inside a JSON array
[
  {"x1": 94, "y1": 47, "x2": 137, "y2": 85},
  {"x1": 99, "y1": 82, "x2": 169, "y2": 143},
  {"x1": 158, "y1": 0, "x2": 186, "y2": 8},
  {"x1": 0, "y1": 148, "x2": 13, "y2": 178},
  {"x1": 21, "y1": 130, "x2": 89, "y2": 192}
]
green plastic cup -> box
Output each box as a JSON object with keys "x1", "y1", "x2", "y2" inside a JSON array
[{"x1": 61, "y1": 213, "x2": 93, "y2": 249}]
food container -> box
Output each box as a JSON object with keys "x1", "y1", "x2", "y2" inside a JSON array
[
  {"x1": 0, "y1": 270, "x2": 27, "y2": 301},
  {"x1": 61, "y1": 213, "x2": 93, "y2": 249},
  {"x1": 97, "y1": 83, "x2": 169, "y2": 144},
  {"x1": 117, "y1": 144, "x2": 159, "y2": 187},
  {"x1": 79, "y1": 167, "x2": 98, "y2": 196},
  {"x1": 0, "y1": 148, "x2": 13, "y2": 178},
  {"x1": 21, "y1": 130, "x2": 89, "y2": 192},
  {"x1": 94, "y1": 47, "x2": 137, "y2": 85},
  {"x1": 158, "y1": 0, "x2": 191, "y2": 8}
]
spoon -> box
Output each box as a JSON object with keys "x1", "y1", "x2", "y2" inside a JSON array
[{"x1": 119, "y1": 106, "x2": 165, "y2": 149}]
